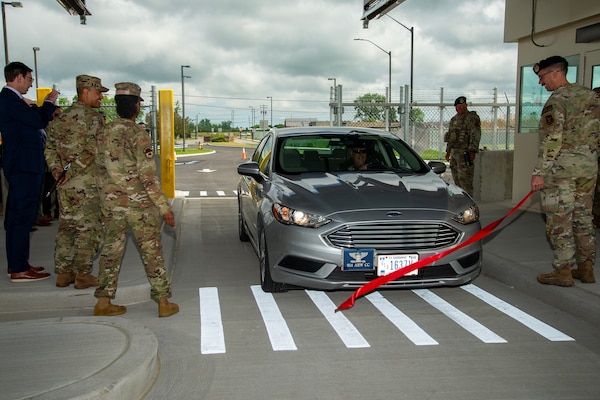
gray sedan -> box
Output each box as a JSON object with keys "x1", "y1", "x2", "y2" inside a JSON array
[{"x1": 237, "y1": 127, "x2": 481, "y2": 293}]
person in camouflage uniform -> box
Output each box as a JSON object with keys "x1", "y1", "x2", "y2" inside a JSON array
[
  {"x1": 44, "y1": 75, "x2": 108, "y2": 289},
  {"x1": 93, "y1": 82, "x2": 178, "y2": 318},
  {"x1": 530, "y1": 56, "x2": 600, "y2": 287},
  {"x1": 591, "y1": 87, "x2": 600, "y2": 227},
  {"x1": 444, "y1": 96, "x2": 481, "y2": 196}
]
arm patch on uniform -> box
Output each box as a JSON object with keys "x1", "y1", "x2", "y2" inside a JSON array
[
  {"x1": 144, "y1": 148, "x2": 153, "y2": 158},
  {"x1": 543, "y1": 114, "x2": 555, "y2": 126}
]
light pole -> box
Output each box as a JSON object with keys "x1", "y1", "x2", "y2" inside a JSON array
[
  {"x1": 2, "y1": 1, "x2": 22, "y2": 65},
  {"x1": 386, "y1": 14, "x2": 414, "y2": 103},
  {"x1": 354, "y1": 38, "x2": 392, "y2": 131},
  {"x1": 265, "y1": 96, "x2": 273, "y2": 127},
  {"x1": 195, "y1": 113, "x2": 200, "y2": 139},
  {"x1": 328, "y1": 77, "x2": 336, "y2": 126},
  {"x1": 32, "y1": 46, "x2": 39, "y2": 89},
  {"x1": 180, "y1": 65, "x2": 190, "y2": 152}
]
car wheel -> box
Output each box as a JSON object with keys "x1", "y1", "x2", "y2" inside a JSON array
[
  {"x1": 238, "y1": 197, "x2": 250, "y2": 242},
  {"x1": 259, "y1": 227, "x2": 285, "y2": 293}
]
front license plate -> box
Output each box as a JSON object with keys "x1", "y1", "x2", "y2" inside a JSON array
[
  {"x1": 342, "y1": 249, "x2": 375, "y2": 271},
  {"x1": 377, "y1": 254, "x2": 419, "y2": 277}
]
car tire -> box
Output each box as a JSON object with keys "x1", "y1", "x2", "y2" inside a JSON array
[
  {"x1": 238, "y1": 197, "x2": 250, "y2": 242},
  {"x1": 259, "y1": 227, "x2": 285, "y2": 293}
]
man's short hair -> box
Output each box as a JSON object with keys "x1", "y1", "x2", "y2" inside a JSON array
[
  {"x1": 4, "y1": 61, "x2": 32, "y2": 83},
  {"x1": 115, "y1": 95, "x2": 139, "y2": 119}
]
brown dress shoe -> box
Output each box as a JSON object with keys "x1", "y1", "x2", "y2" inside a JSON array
[
  {"x1": 7, "y1": 266, "x2": 45, "y2": 277},
  {"x1": 34, "y1": 219, "x2": 52, "y2": 227},
  {"x1": 74, "y1": 273, "x2": 99, "y2": 289},
  {"x1": 56, "y1": 272, "x2": 76, "y2": 287},
  {"x1": 10, "y1": 269, "x2": 51, "y2": 283}
]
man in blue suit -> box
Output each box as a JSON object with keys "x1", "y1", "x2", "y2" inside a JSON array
[{"x1": 0, "y1": 61, "x2": 59, "y2": 282}]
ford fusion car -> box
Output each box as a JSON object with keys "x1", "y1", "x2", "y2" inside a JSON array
[{"x1": 237, "y1": 127, "x2": 481, "y2": 293}]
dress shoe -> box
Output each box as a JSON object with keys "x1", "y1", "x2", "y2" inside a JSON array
[
  {"x1": 7, "y1": 266, "x2": 45, "y2": 277},
  {"x1": 56, "y1": 272, "x2": 76, "y2": 287},
  {"x1": 10, "y1": 269, "x2": 51, "y2": 283},
  {"x1": 34, "y1": 219, "x2": 52, "y2": 227},
  {"x1": 74, "y1": 273, "x2": 99, "y2": 289}
]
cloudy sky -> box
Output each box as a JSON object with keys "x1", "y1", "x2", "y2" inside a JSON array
[{"x1": 7, "y1": 0, "x2": 517, "y2": 127}]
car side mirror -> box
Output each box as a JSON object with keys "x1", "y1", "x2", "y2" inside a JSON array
[
  {"x1": 428, "y1": 161, "x2": 446, "y2": 175},
  {"x1": 237, "y1": 162, "x2": 263, "y2": 182}
]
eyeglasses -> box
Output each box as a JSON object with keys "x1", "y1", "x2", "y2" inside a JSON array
[
  {"x1": 538, "y1": 70, "x2": 555, "y2": 81},
  {"x1": 24, "y1": 75, "x2": 34, "y2": 82},
  {"x1": 353, "y1": 149, "x2": 367, "y2": 154}
]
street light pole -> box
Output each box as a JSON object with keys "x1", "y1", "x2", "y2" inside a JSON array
[
  {"x1": 32, "y1": 47, "x2": 40, "y2": 89},
  {"x1": 354, "y1": 38, "x2": 391, "y2": 131},
  {"x1": 386, "y1": 14, "x2": 414, "y2": 103},
  {"x1": 266, "y1": 96, "x2": 272, "y2": 128},
  {"x1": 328, "y1": 77, "x2": 336, "y2": 126},
  {"x1": 180, "y1": 65, "x2": 191, "y2": 152},
  {"x1": 2, "y1": 2, "x2": 22, "y2": 65}
]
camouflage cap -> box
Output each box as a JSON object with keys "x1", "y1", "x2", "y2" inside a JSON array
[
  {"x1": 454, "y1": 96, "x2": 467, "y2": 106},
  {"x1": 76, "y1": 74, "x2": 109, "y2": 92},
  {"x1": 533, "y1": 55, "x2": 568, "y2": 74},
  {"x1": 114, "y1": 82, "x2": 144, "y2": 101}
]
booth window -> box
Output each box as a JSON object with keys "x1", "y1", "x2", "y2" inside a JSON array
[{"x1": 518, "y1": 55, "x2": 579, "y2": 133}]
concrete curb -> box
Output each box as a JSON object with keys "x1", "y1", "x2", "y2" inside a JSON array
[{"x1": 0, "y1": 317, "x2": 158, "y2": 400}]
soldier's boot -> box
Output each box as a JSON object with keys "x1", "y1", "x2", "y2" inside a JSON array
[
  {"x1": 158, "y1": 297, "x2": 179, "y2": 318},
  {"x1": 537, "y1": 267, "x2": 574, "y2": 287},
  {"x1": 571, "y1": 261, "x2": 596, "y2": 283},
  {"x1": 93, "y1": 297, "x2": 127, "y2": 316},
  {"x1": 55, "y1": 272, "x2": 75, "y2": 287},
  {"x1": 74, "y1": 273, "x2": 99, "y2": 289}
]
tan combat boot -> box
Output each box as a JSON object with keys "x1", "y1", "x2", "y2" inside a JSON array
[
  {"x1": 74, "y1": 273, "x2": 99, "y2": 289},
  {"x1": 158, "y1": 297, "x2": 179, "y2": 318},
  {"x1": 93, "y1": 297, "x2": 127, "y2": 316},
  {"x1": 571, "y1": 261, "x2": 596, "y2": 283},
  {"x1": 537, "y1": 267, "x2": 574, "y2": 287},
  {"x1": 56, "y1": 272, "x2": 75, "y2": 287}
]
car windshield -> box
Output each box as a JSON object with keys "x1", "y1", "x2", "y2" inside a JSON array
[{"x1": 275, "y1": 133, "x2": 429, "y2": 175}]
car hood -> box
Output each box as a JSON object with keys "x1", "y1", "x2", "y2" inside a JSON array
[{"x1": 273, "y1": 171, "x2": 471, "y2": 215}]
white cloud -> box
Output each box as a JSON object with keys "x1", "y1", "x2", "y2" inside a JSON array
[{"x1": 6, "y1": 0, "x2": 516, "y2": 125}]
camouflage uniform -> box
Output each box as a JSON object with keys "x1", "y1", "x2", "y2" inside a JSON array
[
  {"x1": 533, "y1": 83, "x2": 600, "y2": 271},
  {"x1": 94, "y1": 117, "x2": 173, "y2": 302},
  {"x1": 444, "y1": 108, "x2": 481, "y2": 195},
  {"x1": 45, "y1": 101, "x2": 104, "y2": 276}
]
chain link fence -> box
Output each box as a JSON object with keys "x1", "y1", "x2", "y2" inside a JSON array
[{"x1": 329, "y1": 86, "x2": 517, "y2": 160}]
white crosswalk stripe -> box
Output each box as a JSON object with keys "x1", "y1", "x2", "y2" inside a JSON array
[
  {"x1": 199, "y1": 287, "x2": 226, "y2": 354},
  {"x1": 177, "y1": 189, "x2": 237, "y2": 198},
  {"x1": 198, "y1": 285, "x2": 573, "y2": 354},
  {"x1": 306, "y1": 290, "x2": 370, "y2": 348},
  {"x1": 251, "y1": 285, "x2": 297, "y2": 351},
  {"x1": 366, "y1": 292, "x2": 438, "y2": 346},
  {"x1": 412, "y1": 289, "x2": 507, "y2": 344},
  {"x1": 460, "y1": 284, "x2": 574, "y2": 342}
]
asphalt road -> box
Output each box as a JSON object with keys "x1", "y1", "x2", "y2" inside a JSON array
[{"x1": 6, "y1": 144, "x2": 600, "y2": 399}]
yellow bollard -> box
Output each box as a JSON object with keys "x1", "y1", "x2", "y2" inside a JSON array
[{"x1": 159, "y1": 90, "x2": 175, "y2": 198}]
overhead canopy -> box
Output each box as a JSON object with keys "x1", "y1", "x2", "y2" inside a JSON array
[
  {"x1": 362, "y1": 0, "x2": 405, "y2": 22},
  {"x1": 56, "y1": 0, "x2": 91, "y2": 24}
]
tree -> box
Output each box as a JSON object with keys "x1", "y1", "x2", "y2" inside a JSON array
[{"x1": 353, "y1": 92, "x2": 398, "y2": 122}]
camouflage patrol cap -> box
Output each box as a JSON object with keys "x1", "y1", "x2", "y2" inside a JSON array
[
  {"x1": 454, "y1": 96, "x2": 467, "y2": 106},
  {"x1": 533, "y1": 55, "x2": 568, "y2": 74},
  {"x1": 114, "y1": 82, "x2": 144, "y2": 101},
  {"x1": 76, "y1": 74, "x2": 109, "y2": 92}
]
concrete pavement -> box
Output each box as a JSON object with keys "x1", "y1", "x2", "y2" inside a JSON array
[{"x1": 0, "y1": 196, "x2": 599, "y2": 399}]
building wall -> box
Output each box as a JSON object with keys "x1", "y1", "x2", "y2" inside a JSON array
[{"x1": 504, "y1": 0, "x2": 600, "y2": 208}]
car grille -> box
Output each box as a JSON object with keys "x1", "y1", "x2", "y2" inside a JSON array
[{"x1": 326, "y1": 221, "x2": 460, "y2": 251}]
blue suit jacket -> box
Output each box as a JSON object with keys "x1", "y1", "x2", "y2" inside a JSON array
[{"x1": 0, "y1": 87, "x2": 56, "y2": 176}]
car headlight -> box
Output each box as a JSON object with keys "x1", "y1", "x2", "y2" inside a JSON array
[
  {"x1": 272, "y1": 203, "x2": 331, "y2": 228},
  {"x1": 453, "y1": 204, "x2": 480, "y2": 225}
]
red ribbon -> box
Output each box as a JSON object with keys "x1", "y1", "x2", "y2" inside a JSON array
[{"x1": 335, "y1": 191, "x2": 535, "y2": 312}]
